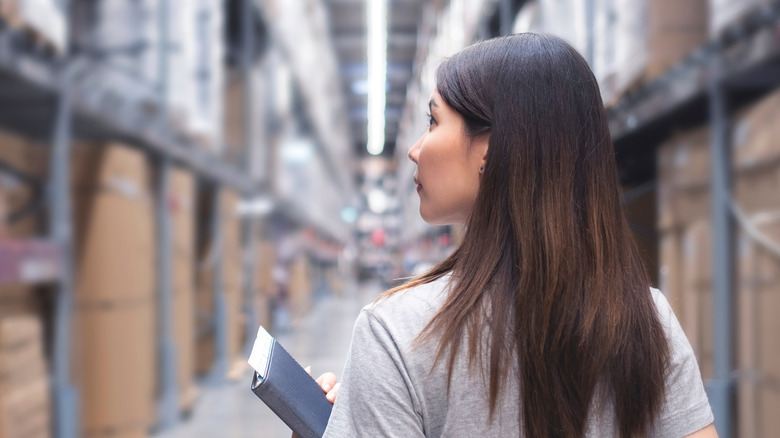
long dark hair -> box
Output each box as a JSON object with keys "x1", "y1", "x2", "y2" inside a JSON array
[{"x1": 385, "y1": 33, "x2": 670, "y2": 437}]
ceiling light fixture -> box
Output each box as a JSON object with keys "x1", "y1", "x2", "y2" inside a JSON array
[{"x1": 366, "y1": 0, "x2": 388, "y2": 156}]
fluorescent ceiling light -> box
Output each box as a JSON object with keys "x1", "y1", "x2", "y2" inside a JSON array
[{"x1": 366, "y1": 0, "x2": 388, "y2": 156}]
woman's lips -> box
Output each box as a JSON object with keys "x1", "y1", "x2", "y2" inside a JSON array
[{"x1": 414, "y1": 176, "x2": 421, "y2": 192}]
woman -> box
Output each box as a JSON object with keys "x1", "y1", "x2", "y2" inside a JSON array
[{"x1": 318, "y1": 33, "x2": 717, "y2": 437}]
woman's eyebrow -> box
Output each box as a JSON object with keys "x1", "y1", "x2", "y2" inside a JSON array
[{"x1": 428, "y1": 98, "x2": 438, "y2": 111}]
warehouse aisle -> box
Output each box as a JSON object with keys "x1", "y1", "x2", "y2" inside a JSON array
[{"x1": 153, "y1": 281, "x2": 383, "y2": 438}]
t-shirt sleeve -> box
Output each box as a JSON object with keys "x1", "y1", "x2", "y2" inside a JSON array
[
  {"x1": 323, "y1": 308, "x2": 425, "y2": 438},
  {"x1": 648, "y1": 290, "x2": 715, "y2": 438}
]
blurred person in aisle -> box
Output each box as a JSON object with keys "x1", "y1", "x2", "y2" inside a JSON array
[{"x1": 313, "y1": 33, "x2": 718, "y2": 437}]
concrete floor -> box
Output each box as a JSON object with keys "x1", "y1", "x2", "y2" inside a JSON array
[{"x1": 153, "y1": 281, "x2": 382, "y2": 438}]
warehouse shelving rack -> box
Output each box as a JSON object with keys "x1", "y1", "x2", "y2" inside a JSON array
[
  {"x1": 475, "y1": 2, "x2": 780, "y2": 437},
  {"x1": 606, "y1": 6, "x2": 780, "y2": 437},
  {"x1": 0, "y1": 1, "x2": 267, "y2": 438}
]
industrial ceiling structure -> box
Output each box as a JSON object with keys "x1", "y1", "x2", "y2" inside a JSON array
[{"x1": 324, "y1": 0, "x2": 426, "y2": 159}]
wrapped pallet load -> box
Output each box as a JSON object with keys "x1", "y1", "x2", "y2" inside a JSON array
[
  {"x1": 731, "y1": 89, "x2": 780, "y2": 438},
  {"x1": 709, "y1": 0, "x2": 774, "y2": 37},
  {"x1": 71, "y1": 143, "x2": 156, "y2": 438},
  {"x1": 595, "y1": 0, "x2": 708, "y2": 105},
  {"x1": 0, "y1": 0, "x2": 67, "y2": 55}
]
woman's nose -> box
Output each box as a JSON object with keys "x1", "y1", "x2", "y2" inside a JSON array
[{"x1": 408, "y1": 135, "x2": 422, "y2": 163}]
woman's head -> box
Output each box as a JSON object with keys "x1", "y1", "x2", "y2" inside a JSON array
[
  {"x1": 411, "y1": 33, "x2": 616, "y2": 231},
  {"x1": 407, "y1": 89, "x2": 488, "y2": 225},
  {"x1": 396, "y1": 33, "x2": 669, "y2": 438}
]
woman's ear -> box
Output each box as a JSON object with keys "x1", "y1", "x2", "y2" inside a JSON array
[{"x1": 473, "y1": 133, "x2": 490, "y2": 171}]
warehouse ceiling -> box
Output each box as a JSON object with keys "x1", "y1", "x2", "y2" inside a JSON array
[{"x1": 324, "y1": 0, "x2": 426, "y2": 159}]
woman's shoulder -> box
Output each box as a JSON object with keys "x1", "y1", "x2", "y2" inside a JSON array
[{"x1": 358, "y1": 274, "x2": 452, "y2": 345}]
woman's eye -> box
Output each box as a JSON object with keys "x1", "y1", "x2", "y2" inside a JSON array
[{"x1": 426, "y1": 112, "x2": 436, "y2": 127}]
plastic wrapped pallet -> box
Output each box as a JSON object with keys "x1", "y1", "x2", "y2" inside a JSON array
[
  {"x1": 537, "y1": 0, "x2": 588, "y2": 58},
  {"x1": 0, "y1": 0, "x2": 67, "y2": 55},
  {"x1": 71, "y1": 0, "x2": 159, "y2": 98},
  {"x1": 588, "y1": 0, "x2": 708, "y2": 104},
  {"x1": 184, "y1": 0, "x2": 225, "y2": 152},
  {"x1": 592, "y1": 0, "x2": 618, "y2": 104},
  {"x1": 709, "y1": 0, "x2": 773, "y2": 37}
]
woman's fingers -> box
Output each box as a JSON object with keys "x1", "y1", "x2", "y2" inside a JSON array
[
  {"x1": 326, "y1": 382, "x2": 340, "y2": 403},
  {"x1": 304, "y1": 366, "x2": 339, "y2": 404},
  {"x1": 315, "y1": 372, "x2": 338, "y2": 393}
]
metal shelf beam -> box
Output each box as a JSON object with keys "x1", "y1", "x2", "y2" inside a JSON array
[
  {"x1": 608, "y1": 10, "x2": 780, "y2": 149},
  {"x1": 0, "y1": 26, "x2": 257, "y2": 196}
]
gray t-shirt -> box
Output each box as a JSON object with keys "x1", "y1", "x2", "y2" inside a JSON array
[{"x1": 324, "y1": 275, "x2": 714, "y2": 437}]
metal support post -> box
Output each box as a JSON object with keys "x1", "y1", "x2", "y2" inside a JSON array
[
  {"x1": 208, "y1": 188, "x2": 228, "y2": 383},
  {"x1": 242, "y1": 218, "x2": 258, "y2": 357},
  {"x1": 155, "y1": 156, "x2": 179, "y2": 429},
  {"x1": 241, "y1": 0, "x2": 259, "y2": 354},
  {"x1": 49, "y1": 80, "x2": 79, "y2": 438},
  {"x1": 707, "y1": 53, "x2": 733, "y2": 438}
]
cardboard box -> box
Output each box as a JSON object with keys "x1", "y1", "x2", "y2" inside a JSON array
[
  {"x1": 681, "y1": 219, "x2": 713, "y2": 379},
  {"x1": 0, "y1": 286, "x2": 40, "y2": 317},
  {"x1": 0, "y1": 315, "x2": 46, "y2": 396},
  {"x1": 733, "y1": 88, "x2": 780, "y2": 172},
  {"x1": 0, "y1": 376, "x2": 51, "y2": 438},
  {"x1": 289, "y1": 254, "x2": 311, "y2": 319},
  {"x1": 71, "y1": 143, "x2": 155, "y2": 304},
  {"x1": 71, "y1": 143, "x2": 150, "y2": 193},
  {"x1": 72, "y1": 300, "x2": 156, "y2": 433},
  {"x1": 658, "y1": 231, "x2": 683, "y2": 312},
  {"x1": 657, "y1": 127, "x2": 711, "y2": 231}
]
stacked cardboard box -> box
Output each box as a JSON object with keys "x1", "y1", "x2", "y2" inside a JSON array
[
  {"x1": 195, "y1": 190, "x2": 244, "y2": 376},
  {"x1": 657, "y1": 88, "x2": 780, "y2": 436},
  {"x1": 71, "y1": 143, "x2": 156, "y2": 438},
  {"x1": 656, "y1": 127, "x2": 713, "y2": 379},
  {"x1": 0, "y1": 316, "x2": 50, "y2": 438},
  {"x1": 169, "y1": 169, "x2": 197, "y2": 412},
  {"x1": 731, "y1": 89, "x2": 780, "y2": 438}
]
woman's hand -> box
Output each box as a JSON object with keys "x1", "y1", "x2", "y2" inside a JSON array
[
  {"x1": 310, "y1": 367, "x2": 340, "y2": 403},
  {"x1": 292, "y1": 367, "x2": 339, "y2": 438}
]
